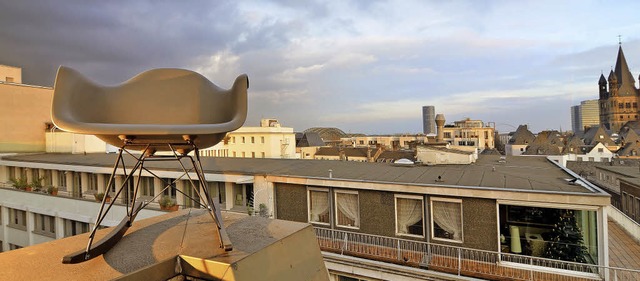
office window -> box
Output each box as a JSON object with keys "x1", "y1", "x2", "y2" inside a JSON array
[
  {"x1": 308, "y1": 189, "x2": 330, "y2": 225},
  {"x1": 63, "y1": 219, "x2": 90, "y2": 237},
  {"x1": 5, "y1": 77, "x2": 14, "y2": 83},
  {"x1": 43, "y1": 170, "x2": 53, "y2": 186},
  {"x1": 261, "y1": 136, "x2": 265, "y2": 143},
  {"x1": 431, "y1": 198, "x2": 463, "y2": 242},
  {"x1": 232, "y1": 137, "x2": 236, "y2": 143},
  {"x1": 8, "y1": 209, "x2": 27, "y2": 230},
  {"x1": 242, "y1": 152, "x2": 246, "y2": 158},
  {"x1": 161, "y1": 178, "x2": 177, "y2": 197},
  {"x1": 58, "y1": 171, "x2": 67, "y2": 188},
  {"x1": 242, "y1": 137, "x2": 245, "y2": 143},
  {"x1": 88, "y1": 174, "x2": 98, "y2": 191},
  {"x1": 395, "y1": 195, "x2": 424, "y2": 237},
  {"x1": 251, "y1": 152, "x2": 255, "y2": 158},
  {"x1": 34, "y1": 213, "x2": 56, "y2": 237},
  {"x1": 335, "y1": 191, "x2": 359, "y2": 228},
  {"x1": 261, "y1": 152, "x2": 266, "y2": 158},
  {"x1": 140, "y1": 177, "x2": 154, "y2": 196},
  {"x1": 251, "y1": 136, "x2": 255, "y2": 143}
]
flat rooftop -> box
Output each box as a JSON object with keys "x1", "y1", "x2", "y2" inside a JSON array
[{"x1": 1, "y1": 153, "x2": 606, "y2": 195}]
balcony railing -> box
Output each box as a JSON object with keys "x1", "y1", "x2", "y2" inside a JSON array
[{"x1": 314, "y1": 227, "x2": 640, "y2": 281}]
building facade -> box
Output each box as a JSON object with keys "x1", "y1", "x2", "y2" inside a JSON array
[
  {"x1": 0, "y1": 66, "x2": 53, "y2": 152},
  {"x1": 599, "y1": 45, "x2": 640, "y2": 132},
  {"x1": 572, "y1": 100, "x2": 600, "y2": 135},
  {"x1": 440, "y1": 117, "x2": 495, "y2": 151},
  {"x1": 571, "y1": 105, "x2": 581, "y2": 134},
  {"x1": 199, "y1": 119, "x2": 297, "y2": 159},
  {"x1": 422, "y1": 105, "x2": 436, "y2": 135},
  {"x1": 0, "y1": 153, "x2": 613, "y2": 280}
]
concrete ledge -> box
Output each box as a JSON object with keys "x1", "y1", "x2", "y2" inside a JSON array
[{"x1": 0, "y1": 209, "x2": 328, "y2": 281}]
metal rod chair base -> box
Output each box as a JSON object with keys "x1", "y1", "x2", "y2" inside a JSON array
[{"x1": 61, "y1": 144, "x2": 232, "y2": 264}]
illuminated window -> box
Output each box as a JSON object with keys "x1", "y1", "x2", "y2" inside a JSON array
[
  {"x1": 395, "y1": 195, "x2": 424, "y2": 237},
  {"x1": 431, "y1": 198, "x2": 463, "y2": 242},
  {"x1": 335, "y1": 191, "x2": 359, "y2": 228},
  {"x1": 308, "y1": 188, "x2": 330, "y2": 225}
]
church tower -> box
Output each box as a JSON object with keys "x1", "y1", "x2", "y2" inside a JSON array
[{"x1": 599, "y1": 44, "x2": 640, "y2": 132}]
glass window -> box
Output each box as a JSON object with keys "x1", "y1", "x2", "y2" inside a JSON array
[
  {"x1": 58, "y1": 171, "x2": 67, "y2": 188},
  {"x1": 8, "y1": 208, "x2": 27, "y2": 230},
  {"x1": 34, "y1": 213, "x2": 56, "y2": 237},
  {"x1": 395, "y1": 195, "x2": 424, "y2": 237},
  {"x1": 335, "y1": 191, "x2": 359, "y2": 228},
  {"x1": 88, "y1": 174, "x2": 98, "y2": 191},
  {"x1": 431, "y1": 198, "x2": 463, "y2": 242},
  {"x1": 499, "y1": 205, "x2": 598, "y2": 264},
  {"x1": 308, "y1": 189, "x2": 330, "y2": 224},
  {"x1": 139, "y1": 177, "x2": 154, "y2": 196},
  {"x1": 63, "y1": 219, "x2": 90, "y2": 237}
]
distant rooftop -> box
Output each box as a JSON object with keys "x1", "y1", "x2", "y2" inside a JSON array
[{"x1": 1, "y1": 153, "x2": 608, "y2": 195}]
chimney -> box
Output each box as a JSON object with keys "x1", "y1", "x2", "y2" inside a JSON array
[{"x1": 435, "y1": 114, "x2": 446, "y2": 143}]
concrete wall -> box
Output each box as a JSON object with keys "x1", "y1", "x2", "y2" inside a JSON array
[
  {"x1": 460, "y1": 198, "x2": 498, "y2": 251},
  {"x1": 0, "y1": 83, "x2": 52, "y2": 152},
  {"x1": 274, "y1": 183, "x2": 308, "y2": 223}
]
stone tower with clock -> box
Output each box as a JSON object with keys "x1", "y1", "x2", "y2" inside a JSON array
[{"x1": 599, "y1": 44, "x2": 640, "y2": 132}]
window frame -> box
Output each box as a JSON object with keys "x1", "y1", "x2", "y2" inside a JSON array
[
  {"x1": 394, "y1": 194, "x2": 425, "y2": 238},
  {"x1": 8, "y1": 208, "x2": 27, "y2": 230},
  {"x1": 33, "y1": 213, "x2": 56, "y2": 238},
  {"x1": 430, "y1": 197, "x2": 463, "y2": 243},
  {"x1": 307, "y1": 187, "x2": 331, "y2": 226},
  {"x1": 334, "y1": 190, "x2": 360, "y2": 229}
]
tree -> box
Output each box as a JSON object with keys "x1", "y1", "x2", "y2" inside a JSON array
[{"x1": 543, "y1": 210, "x2": 589, "y2": 263}]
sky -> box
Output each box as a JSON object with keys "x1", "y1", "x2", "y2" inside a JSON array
[{"x1": 2, "y1": 0, "x2": 640, "y2": 135}]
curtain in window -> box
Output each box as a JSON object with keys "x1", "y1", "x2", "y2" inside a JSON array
[
  {"x1": 432, "y1": 200, "x2": 462, "y2": 240},
  {"x1": 337, "y1": 193, "x2": 359, "y2": 227},
  {"x1": 310, "y1": 191, "x2": 329, "y2": 222},
  {"x1": 397, "y1": 198, "x2": 423, "y2": 234}
]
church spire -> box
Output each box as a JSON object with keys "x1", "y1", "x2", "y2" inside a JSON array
[{"x1": 614, "y1": 43, "x2": 636, "y2": 95}]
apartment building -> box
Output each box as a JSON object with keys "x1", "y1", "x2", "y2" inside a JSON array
[
  {"x1": 200, "y1": 118, "x2": 296, "y2": 159},
  {"x1": 0, "y1": 153, "x2": 615, "y2": 280},
  {"x1": 0, "y1": 65, "x2": 53, "y2": 152},
  {"x1": 440, "y1": 117, "x2": 495, "y2": 151}
]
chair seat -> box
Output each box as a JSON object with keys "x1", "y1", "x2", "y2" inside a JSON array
[{"x1": 51, "y1": 66, "x2": 248, "y2": 153}]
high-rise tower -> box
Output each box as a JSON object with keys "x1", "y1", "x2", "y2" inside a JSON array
[{"x1": 422, "y1": 106, "x2": 435, "y2": 135}]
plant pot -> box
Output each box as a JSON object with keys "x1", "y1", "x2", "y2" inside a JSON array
[
  {"x1": 49, "y1": 191, "x2": 58, "y2": 196},
  {"x1": 25, "y1": 186, "x2": 33, "y2": 192},
  {"x1": 161, "y1": 205, "x2": 179, "y2": 211}
]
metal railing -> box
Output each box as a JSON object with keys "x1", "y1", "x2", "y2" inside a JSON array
[{"x1": 314, "y1": 227, "x2": 640, "y2": 281}]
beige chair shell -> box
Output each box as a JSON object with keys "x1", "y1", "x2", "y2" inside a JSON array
[{"x1": 51, "y1": 66, "x2": 248, "y2": 152}]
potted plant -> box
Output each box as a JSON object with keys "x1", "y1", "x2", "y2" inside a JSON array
[
  {"x1": 94, "y1": 192, "x2": 111, "y2": 203},
  {"x1": 30, "y1": 176, "x2": 44, "y2": 192},
  {"x1": 46, "y1": 186, "x2": 58, "y2": 196},
  {"x1": 9, "y1": 177, "x2": 29, "y2": 191},
  {"x1": 258, "y1": 203, "x2": 269, "y2": 217},
  {"x1": 159, "y1": 195, "x2": 178, "y2": 211}
]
